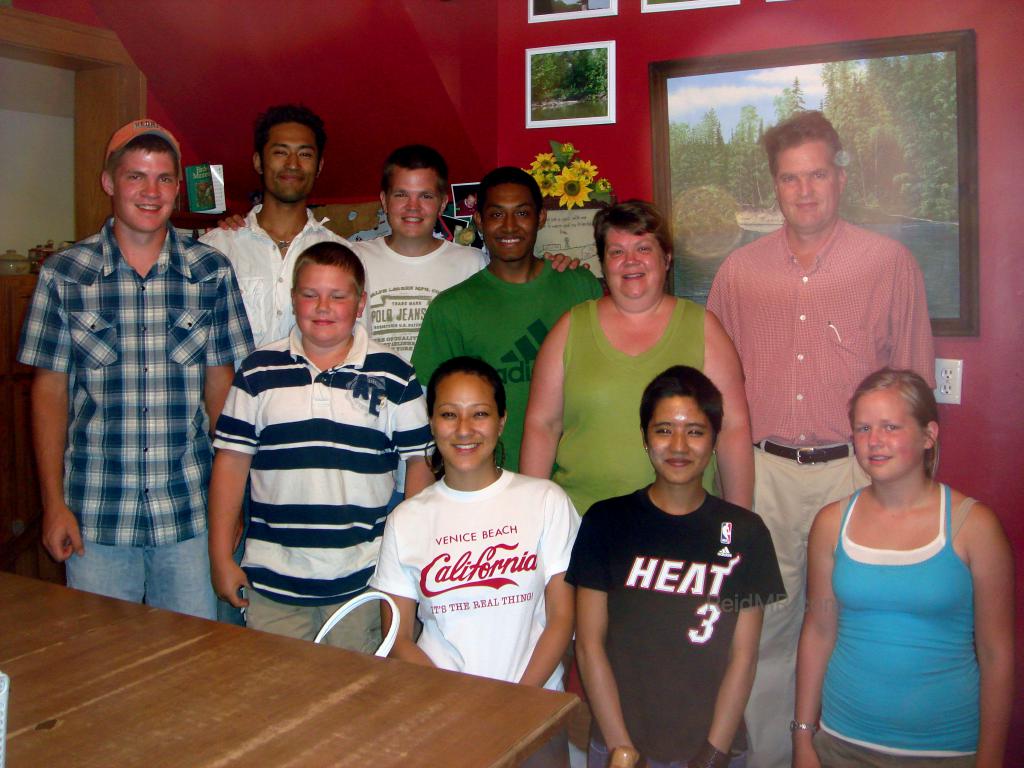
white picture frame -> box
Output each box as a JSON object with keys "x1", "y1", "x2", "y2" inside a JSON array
[
  {"x1": 642, "y1": 0, "x2": 741, "y2": 12},
  {"x1": 526, "y1": 40, "x2": 616, "y2": 128},
  {"x1": 528, "y1": 0, "x2": 618, "y2": 23}
]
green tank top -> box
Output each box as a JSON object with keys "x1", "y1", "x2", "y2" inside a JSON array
[{"x1": 553, "y1": 298, "x2": 715, "y2": 515}]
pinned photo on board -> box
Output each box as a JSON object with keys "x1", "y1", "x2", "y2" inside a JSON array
[{"x1": 450, "y1": 182, "x2": 481, "y2": 221}]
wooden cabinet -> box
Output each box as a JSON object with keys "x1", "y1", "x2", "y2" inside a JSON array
[{"x1": 0, "y1": 275, "x2": 63, "y2": 582}]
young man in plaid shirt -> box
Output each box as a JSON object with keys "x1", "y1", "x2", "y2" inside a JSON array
[{"x1": 18, "y1": 120, "x2": 253, "y2": 619}]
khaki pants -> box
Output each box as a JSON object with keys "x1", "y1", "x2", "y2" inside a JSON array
[
  {"x1": 245, "y1": 588, "x2": 382, "y2": 653},
  {"x1": 744, "y1": 449, "x2": 868, "y2": 768},
  {"x1": 814, "y1": 730, "x2": 976, "y2": 768}
]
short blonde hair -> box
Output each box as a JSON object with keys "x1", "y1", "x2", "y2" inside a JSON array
[{"x1": 291, "y1": 242, "x2": 365, "y2": 294}]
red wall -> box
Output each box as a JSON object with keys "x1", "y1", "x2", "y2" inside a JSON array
[
  {"x1": 14, "y1": 0, "x2": 499, "y2": 211},
  {"x1": 12, "y1": 0, "x2": 1024, "y2": 759},
  {"x1": 497, "y1": 0, "x2": 1023, "y2": 758}
]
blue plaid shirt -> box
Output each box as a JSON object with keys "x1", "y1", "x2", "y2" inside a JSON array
[{"x1": 18, "y1": 220, "x2": 254, "y2": 547}]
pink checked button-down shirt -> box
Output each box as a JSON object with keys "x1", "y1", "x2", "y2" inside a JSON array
[{"x1": 707, "y1": 220, "x2": 935, "y2": 446}]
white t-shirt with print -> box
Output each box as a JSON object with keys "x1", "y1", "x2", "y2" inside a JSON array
[
  {"x1": 352, "y1": 237, "x2": 486, "y2": 360},
  {"x1": 370, "y1": 470, "x2": 579, "y2": 690}
]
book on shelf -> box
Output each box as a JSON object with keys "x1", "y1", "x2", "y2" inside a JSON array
[{"x1": 185, "y1": 164, "x2": 226, "y2": 214}]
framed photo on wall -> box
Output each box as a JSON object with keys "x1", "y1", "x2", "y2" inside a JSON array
[
  {"x1": 649, "y1": 30, "x2": 978, "y2": 336},
  {"x1": 526, "y1": 41, "x2": 616, "y2": 128},
  {"x1": 529, "y1": 0, "x2": 618, "y2": 23},
  {"x1": 642, "y1": 0, "x2": 741, "y2": 12}
]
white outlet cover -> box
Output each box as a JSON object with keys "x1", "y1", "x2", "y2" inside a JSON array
[{"x1": 934, "y1": 358, "x2": 963, "y2": 405}]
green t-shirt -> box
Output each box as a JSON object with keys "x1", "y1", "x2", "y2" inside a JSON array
[{"x1": 412, "y1": 262, "x2": 603, "y2": 471}]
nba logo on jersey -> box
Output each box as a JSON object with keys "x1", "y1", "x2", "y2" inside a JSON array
[{"x1": 720, "y1": 522, "x2": 733, "y2": 545}]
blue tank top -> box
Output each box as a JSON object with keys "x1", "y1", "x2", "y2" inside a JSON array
[{"x1": 822, "y1": 484, "x2": 978, "y2": 755}]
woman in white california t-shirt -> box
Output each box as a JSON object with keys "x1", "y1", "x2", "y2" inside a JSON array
[{"x1": 370, "y1": 355, "x2": 579, "y2": 765}]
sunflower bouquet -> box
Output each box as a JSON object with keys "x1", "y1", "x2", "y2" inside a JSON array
[{"x1": 526, "y1": 140, "x2": 614, "y2": 210}]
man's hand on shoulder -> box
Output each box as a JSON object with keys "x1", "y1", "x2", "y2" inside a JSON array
[
  {"x1": 543, "y1": 251, "x2": 589, "y2": 272},
  {"x1": 42, "y1": 502, "x2": 84, "y2": 562},
  {"x1": 217, "y1": 214, "x2": 247, "y2": 231}
]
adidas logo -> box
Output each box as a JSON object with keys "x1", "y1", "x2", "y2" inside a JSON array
[
  {"x1": 497, "y1": 320, "x2": 548, "y2": 383},
  {"x1": 717, "y1": 546, "x2": 732, "y2": 557}
]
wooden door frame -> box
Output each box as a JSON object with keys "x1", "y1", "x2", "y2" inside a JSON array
[{"x1": 0, "y1": 7, "x2": 146, "y2": 238}]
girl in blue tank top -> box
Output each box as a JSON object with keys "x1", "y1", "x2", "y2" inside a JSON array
[{"x1": 792, "y1": 369, "x2": 1013, "y2": 768}]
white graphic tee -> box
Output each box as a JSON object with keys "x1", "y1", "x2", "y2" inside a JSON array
[
  {"x1": 371, "y1": 471, "x2": 579, "y2": 690},
  {"x1": 352, "y1": 237, "x2": 486, "y2": 360}
]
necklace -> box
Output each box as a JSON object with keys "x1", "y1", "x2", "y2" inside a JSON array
[{"x1": 261, "y1": 222, "x2": 302, "y2": 251}]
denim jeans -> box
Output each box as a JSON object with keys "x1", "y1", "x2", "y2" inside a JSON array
[
  {"x1": 66, "y1": 532, "x2": 217, "y2": 619},
  {"x1": 588, "y1": 737, "x2": 747, "y2": 768}
]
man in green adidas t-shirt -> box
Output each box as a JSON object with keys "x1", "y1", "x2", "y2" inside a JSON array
[{"x1": 412, "y1": 167, "x2": 603, "y2": 471}]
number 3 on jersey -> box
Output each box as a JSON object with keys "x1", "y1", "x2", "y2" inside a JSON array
[{"x1": 687, "y1": 602, "x2": 722, "y2": 644}]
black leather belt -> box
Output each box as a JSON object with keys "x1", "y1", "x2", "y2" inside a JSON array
[{"x1": 757, "y1": 440, "x2": 850, "y2": 465}]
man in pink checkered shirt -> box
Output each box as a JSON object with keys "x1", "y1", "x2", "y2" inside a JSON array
[{"x1": 706, "y1": 110, "x2": 934, "y2": 768}]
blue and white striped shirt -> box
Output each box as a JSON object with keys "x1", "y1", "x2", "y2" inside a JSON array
[
  {"x1": 213, "y1": 325, "x2": 433, "y2": 606},
  {"x1": 17, "y1": 220, "x2": 254, "y2": 547}
]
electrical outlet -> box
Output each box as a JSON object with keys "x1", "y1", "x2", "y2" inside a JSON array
[{"x1": 934, "y1": 358, "x2": 963, "y2": 405}]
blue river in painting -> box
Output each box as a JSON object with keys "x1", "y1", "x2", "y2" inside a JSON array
[{"x1": 674, "y1": 218, "x2": 960, "y2": 319}]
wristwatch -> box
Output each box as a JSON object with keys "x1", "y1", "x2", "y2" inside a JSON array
[{"x1": 789, "y1": 720, "x2": 818, "y2": 734}]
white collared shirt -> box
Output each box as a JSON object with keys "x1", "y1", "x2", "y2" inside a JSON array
[{"x1": 201, "y1": 205, "x2": 366, "y2": 348}]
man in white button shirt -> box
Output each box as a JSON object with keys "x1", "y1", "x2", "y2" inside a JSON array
[
  {"x1": 202, "y1": 104, "x2": 354, "y2": 348},
  {"x1": 201, "y1": 105, "x2": 356, "y2": 624}
]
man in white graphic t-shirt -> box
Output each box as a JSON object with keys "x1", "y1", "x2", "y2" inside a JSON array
[{"x1": 351, "y1": 144, "x2": 486, "y2": 361}]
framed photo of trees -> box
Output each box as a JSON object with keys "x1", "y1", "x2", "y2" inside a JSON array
[
  {"x1": 527, "y1": 41, "x2": 616, "y2": 128},
  {"x1": 650, "y1": 30, "x2": 979, "y2": 336}
]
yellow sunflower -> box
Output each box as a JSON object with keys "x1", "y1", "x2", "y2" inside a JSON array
[
  {"x1": 536, "y1": 173, "x2": 558, "y2": 197},
  {"x1": 570, "y1": 159, "x2": 598, "y2": 183},
  {"x1": 552, "y1": 169, "x2": 593, "y2": 209},
  {"x1": 530, "y1": 153, "x2": 558, "y2": 174}
]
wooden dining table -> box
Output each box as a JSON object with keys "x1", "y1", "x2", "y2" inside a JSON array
[{"x1": 0, "y1": 572, "x2": 579, "y2": 767}]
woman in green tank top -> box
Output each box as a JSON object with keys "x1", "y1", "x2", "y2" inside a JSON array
[{"x1": 520, "y1": 200, "x2": 753, "y2": 515}]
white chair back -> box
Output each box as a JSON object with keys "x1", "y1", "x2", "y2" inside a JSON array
[
  {"x1": 0, "y1": 670, "x2": 9, "y2": 768},
  {"x1": 314, "y1": 591, "x2": 399, "y2": 658}
]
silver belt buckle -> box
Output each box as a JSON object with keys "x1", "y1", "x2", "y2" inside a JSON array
[{"x1": 796, "y1": 447, "x2": 815, "y2": 465}]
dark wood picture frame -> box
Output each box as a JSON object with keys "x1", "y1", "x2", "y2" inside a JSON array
[{"x1": 650, "y1": 30, "x2": 978, "y2": 336}]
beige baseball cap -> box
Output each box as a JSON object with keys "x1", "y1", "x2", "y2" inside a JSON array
[{"x1": 105, "y1": 119, "x2": 181, "y2": 171}]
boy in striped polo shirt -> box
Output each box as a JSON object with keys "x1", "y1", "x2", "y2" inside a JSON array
[{"x1": 208, "y1": 242, "x2": 434, "y2": 651}]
